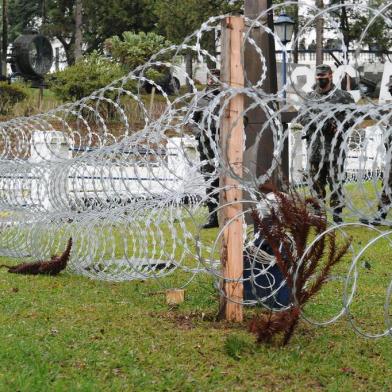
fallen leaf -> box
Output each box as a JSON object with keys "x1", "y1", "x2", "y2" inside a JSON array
[
  {"x1": 75, "y1": 361, "x2": 86, "y2": 370},
  {"x1": 341, "y1": 367, "x2": 355, "y2": 375}
]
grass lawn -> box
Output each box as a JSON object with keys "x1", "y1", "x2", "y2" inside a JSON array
[
  {"x1": 0, "y1": 222, "x2": 391, "y2": 391},
  {"x1": 0, "y1": 182, "x2": 391, "y2": 391}
]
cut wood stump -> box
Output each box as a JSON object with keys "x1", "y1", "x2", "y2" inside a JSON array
[{"x1": 166, "y1": 289, "x2": 185, "y2": 306}]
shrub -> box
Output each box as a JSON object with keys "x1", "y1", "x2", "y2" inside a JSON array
[
  {"x1": 48, "y1": 51, "x2": 126, "y2": 102},
  {"x1": 105, "y1": 31, "x2": 172, "y2": 70},
  {"x1": 0, "y1": 82, "x2": 28, "y2": 115},
  {"x1": 105, "y1": 31, "x2": 179, "y2": 94}
]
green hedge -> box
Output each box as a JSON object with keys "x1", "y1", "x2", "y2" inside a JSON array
[
  {"x1": 0, "y1": 82, "x2": 28, "y2": 115},
  {"x1": 48, "y1": 52, "x2": 126, "y2": 102}
]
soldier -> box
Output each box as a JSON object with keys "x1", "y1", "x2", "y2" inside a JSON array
[
  {"x1": 192, "y1": 69, "x2": 221, "y2": 229},
  {"x1": 361, "y1": 77, "x2": 392, "y2": 225},
  {"x1": 299, "y1": 64, "x2": 355, "y2": 223}
]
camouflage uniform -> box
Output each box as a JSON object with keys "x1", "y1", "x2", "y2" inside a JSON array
[{"x1": 299, "y1": 66, "x2": 355, "y2": 220}]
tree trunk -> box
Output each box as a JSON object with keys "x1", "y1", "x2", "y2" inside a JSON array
[
  {"x1": 340, "y1": 2, "x2": 350, "y2": 62},
  {"x1": 293, "y1": 0, "x2": 299, "y2": 64},
  {"x1": 2, "y1": 0, "x2": 8, "y2": 77},
  {"x1": 315, "y1": 0, "x2": 324, "y2": 66},
  {"x1": 185, "y1": 52, "x2": 193, "y2": 92},
  {"x1": 74, "y1": 0, "x2": 83, "y2": 61},
  {"x1": 42, "y1": 0, "x2": 46, "y2": 24},
  {"x1": 57, "y1": 35, "x2": 75, "y2": 66}
]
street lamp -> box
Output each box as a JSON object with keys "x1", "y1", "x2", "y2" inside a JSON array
[{"x1": 274, "y1": 11, "x2": 295, "y2": 99}]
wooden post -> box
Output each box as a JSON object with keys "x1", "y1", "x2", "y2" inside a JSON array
[
  {"x1": 219, "y1": 16, "x2": 244, "y2": 322},
  {"x1": 149, "y1": 86, "x2": 156, "y2": 116}
]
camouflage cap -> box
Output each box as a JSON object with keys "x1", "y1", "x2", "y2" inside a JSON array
[{"x1": 316, "y1": 64, "x2": 332, "y2": 76}]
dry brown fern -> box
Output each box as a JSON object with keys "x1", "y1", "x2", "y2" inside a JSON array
[
  {"x1": 0, "y1": 238, "x2": 72, "y2": 276},
  {"x1": 249, "y1": 190, "x2": 351, "y2": 345},
  {"x1": 249, "y1": 307, "x2": 300, "y2": 344}
]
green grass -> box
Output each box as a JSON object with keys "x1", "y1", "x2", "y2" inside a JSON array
[
  {"x1": 0, "y1": 184, "x2": 392, "y2": 391},
  {"x1": 0, "y1": 262, "x2": 390, "y2": 391},
  {"x1": 0, "y1": 227, "x2": 391, "y2": 391}
]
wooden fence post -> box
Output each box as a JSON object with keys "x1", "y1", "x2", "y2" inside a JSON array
[{"x1": 219, "y1": 16, "x2": 245, "y2": 322}]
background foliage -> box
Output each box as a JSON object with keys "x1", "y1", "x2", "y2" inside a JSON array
[
  {"x1": 0, "y1": 82, "x2": 28, "y2": 115},
  {"x1": 105, "y1": 31, "x2": 172, "y2": 70},
  {"x1": 48, "y1": 52, "x2": 125, "y2": 101}
]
